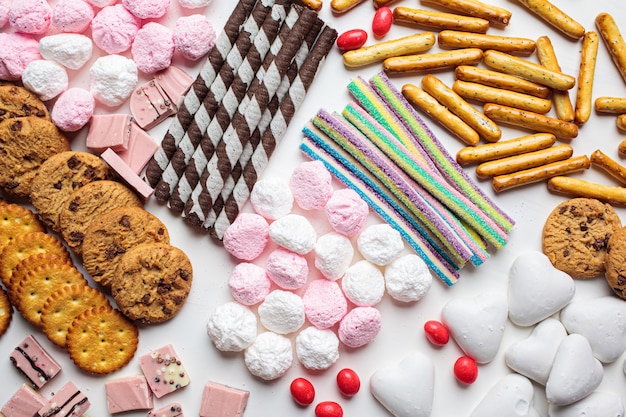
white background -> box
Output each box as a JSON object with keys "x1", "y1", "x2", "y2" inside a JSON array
[{"x1": 3, "y1": 0, "x2": 626, "y2": 416}]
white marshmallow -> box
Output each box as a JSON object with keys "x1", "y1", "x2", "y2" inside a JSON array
[
  {"x1": 470, "y1": 374, "x2": 541, "y2": 417},
  {"x1": 295, "y1": 326, "x2": 339, "y2": 371},
  {"x1": 341, "y1": 260, "x2": 385, "y2": 307},
  {"x1": 314, "y1": 232, "x2": 354, "y2": 281},
  {"x1": 39, "y1": 33, "x2": 92, "y2": 70},
  {"x1": 549, "y1": 391, "x2": 625, "y2": 417},
  {"x1": 258, "y1": 290, "x2": 305, "y2": 335},
  {"x1": 206, "y1": 302, "x2": 257, "y2": 352},
  {"x1": 89, "y1": 54, "x2": 138, "y2": 107},
  {"x1": 178, "y1": 0, "x2": 212, "y2": 8},
  {"x1": 22, "y1": 60, "x2": 68, "y2": 101},
  {"x1": 269, "y1": 214, "x2": 316, "y2": 255},
  {"x1": 384, "y1": 254, "x2": 432, "y2": 303},
  {"x1": 357, "y1": 223, "x2": 404, "y2": 266},
  {"x1": 244, "y1": 331, "x2": 293, "y2": 380},
  {"x1": 250, "y1": 177, "x2": 293, "y2": 220}
]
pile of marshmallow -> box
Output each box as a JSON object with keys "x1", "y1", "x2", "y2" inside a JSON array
[
  {"x1": 0, "y1": 0, "x2": 215, "y2": 131},
  {"x1": 206, "y1": 160, "x2": 434, "y2": 381}
]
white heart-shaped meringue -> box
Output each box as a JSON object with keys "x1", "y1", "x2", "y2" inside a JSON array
[
  {"x1": 548, "y1": 391, "x2": 625, "y2": 417},
  {"x1": 508, "y1": 251, "x2": 575, "y2": 327},
  {"x1": 469, "y1": 373, "x2": 541, "y2": 417}
]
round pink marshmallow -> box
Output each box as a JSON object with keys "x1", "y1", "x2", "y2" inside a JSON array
[
  {"x1": 266, "y1": 248, "x2": 308, "y2": 290},
  {"x1": 91, "y1": 4, "x2": 140, "y2": 54},
  {"x1": 86, "y1": 0, "x2": 117, "y2": 7},
  {"x1": 51, "y1": 0, "x2": 94, "y2": 33},
  {"x1": 223, "y1": 213, "x2": 270, "y2": 261},
  {"x1": 0, "y1": 32, "x2": 42, "y2": 81},
  {"x1": 173, "y1": 14, "x2": 216, "y2": 61},
  {"x1": 290, "y1": 160, "x2": 333, "y2": 211},
  {"x1": 338, "y1": 306, "x2": 382, "y2": 348},
  {"x1": 325, "y1": 188, "x2": 369, "y2": 237},
  {"x1": 131, "y1": 22, "x2": 174, "y2": 74},
  {"x1": 228, "y1": 262, "x2": 271, "y2": 306},
  {"x1": 51, "y1": 88, "x2": 95, "y2": 132},
  {"x1": 303, "y1": 279, "x2": 347, "y2": 329},
  {"x1": 122, "y1": 0, "x2": 170, "y2": 19},
  {"x1": 0, "y1": 0, "x2": 11, "y2": 28},
  {"x1": 9, "y1": 0, "x2": 51, "y2": 35}
]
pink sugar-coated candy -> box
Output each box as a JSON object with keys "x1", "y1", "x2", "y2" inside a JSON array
[
  {"x1": 223, "y1": 213, "x2": 270, "y2": 261},
  {"x1": 9, "y1": 0, "x2": 51, "y2": 35},
  {"x1": 290, "y1": 160, "x2": 334, "y2": 211},
  {"x1": 324, "y1": 188, "x2": 369, "y2": 237},
  {"x1": 229, "y1": 262, "x2": 271, "y2": 306},
  {"x1": 303, "y1": 279, "x2": 347, "y2": 329},
  {"x1": 122, "y1": 0, "x2": 170, "y2": 19},
  {"x1": 91, "y1": 4, "x2": 140, "y2": 54},
  {"x1": 266, "y1": 248, "x2": 308, "y2": 290},
  {"x1": 338, "y1": 306, "x2": 382, "y2": 348},
  {"x1": 0, "y1": 0, "x2": 10, "y2": 28},
  {"x1": 86, "y1": 0, "x2": 117, "y2": 7},
  {"x1": 173, "y1": 14, "x2": 216, "y2": 61},
  {"x1": 51, "y1": 0, "x2": 94, "y2": 33},
  {"x1": 131, "y1": 22, "x2": 174, "y2": 74},
  {"x1": 51, "y1": 88, "x2": 95, "y2": 132},
  {"x1": 0, "y1": 32, "x2": 41, "y2": 81}
]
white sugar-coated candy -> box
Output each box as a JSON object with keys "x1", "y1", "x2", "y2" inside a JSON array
[
  {"x1": 258, "y1": 290, "x2": 305, "y2": 335},
  {"x1": 269, "y1": 214, "x2": 316, "y2": 255},
  {"x1": 384, "y1": 254, "x2": 432, "y2": 302},
  {"x1": 295, "y1": 326, "x2": 339, "y2": 371},
  {"x1": 39, "y1": 33, "x2": 93, "y2": 70},
  {"x1": 342, "y1": 260, "x2": 385, "y2": 307},
  {"x1": 549, "y1": 391, "x2": 625, "y2": 417},
  {"x1": 357, "y1": 223, "x2": 403, "y2": 266},
  {"x1": 89, "y1": 54, "x2": 137, "y2": 107},
  {"x1": 469, "y1": 374, "x2": 541, "y2": 417},
  {"x1": 250, "y1": 177, "x2": 293, "y2": 220},
  {"x1": 22, "y1": 60, "x2": 68, "y2": 101},
  {"x1": 314, "y1": 232, "x2": 354, "y2": 281},
  {"x1": 178, "y1": 0, "x2": 212, "y2": 8},
  {"x1": 206, "y1": 302, "x2": 257, "y2": 352},
  {"x1": 244, "y1": 331, "x2": 293, "y2": 381}
]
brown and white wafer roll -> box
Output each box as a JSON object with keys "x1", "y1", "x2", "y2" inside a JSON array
[
  {"x1": 393, "y1": 7, "x2": 489, "y2": 33},
  {"x1": 452, "y1": 80, "x2": 551, "y2": 114},
  {"x1": 438, "y1": 30, "x2": 536, "y2": 55},
  {"x1": 548, "y1": 176, "x2": 626, "y2": 205},
  {"x1": 456, "y1": 133, "x2": 556, "y2": 166},
  {"x1": 535, "y1": 36, "x2": 574, "y2": 122},
  {"x1": 454, "y1": 65, "x2": 551, "y2": 98},
  {"x1": 420, "y1": 0, "x2": 511, "y2": 26},
  {"x1": 483, "y1": 103, "x2": 578, "y2": 140}
]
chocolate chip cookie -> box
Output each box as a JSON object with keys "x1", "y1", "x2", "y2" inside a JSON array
[{"x1": 0, "y1": 84, "x2": 49, "y2": 122}]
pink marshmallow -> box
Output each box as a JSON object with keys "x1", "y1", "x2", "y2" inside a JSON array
[
  {"x1": 303, "y1": 279, "x2": 347, "y2": 329},
  {"x1": 86, "y1": 0, "x2": 117, "y2": 7},
  {"x1": 0, "y1": 32, "x2": 42, "y2": 81},
  {"x1": 222, "y1": 213, "x2": 270, "y2": 261},
  {"x1": 338, "y1": 307, "x2": 382, "y2": 348},
  {"x1": 228, "y1": 262, "x2": 271, "y2": 306},
  {"x1": 122, "y1": 0, "x2": 170, "y2": 19},
  {"x1": 265, "y1": 248, "x2": 308, "y2": 290},
  {"x1": 51, "y1": 88, "x2": 95, "y2": 132},
  {"x1": 9, "y1": 0, "x2": 51, "y2": 35},
  {"x1": 325, "y1": 188, "x2": 369, "y2": 237},
  {"x1": 51, "y1": 0, "x2": 94, "y2": 33},
  {"x1": 173, "y1": 14, "x2": 216, "y2": 61},
  {"x1": 91, "y1": 4, "x2": 140, "y2": 54},
  {"x1": 131, "y1": 22, "x2": 174, "y2": 74},
  {"x1": 0, "y1": 0, "x2": 11, "y2": 28},
  {"x1": 290, "y1": 160, "x2": 334, "y2": 210}
]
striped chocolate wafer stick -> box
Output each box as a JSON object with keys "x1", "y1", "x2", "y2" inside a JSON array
[
  {"x1": 145, "y1": 0, "x2": 256, "y2": 188},
  {"x1": 211, "y1": 25, "x2": 337, "y2": 239}
]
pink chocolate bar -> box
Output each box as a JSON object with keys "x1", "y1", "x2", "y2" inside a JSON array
[
  {"x1": 1, "y1": 384, "x2": 47, "y2": 417},
  {"x1": 105, "y1": 375, "x2": 153, "y2": 414},
  {"x1": 148, "y1": 402, "x2": 184, "y2": 417},
  {"x1": 10, "y1": 335, "x2": 61, "y2": 390},
  {"x1": 139, "y1": 344, "x2": 190, "y2": 398},
  {"x1": 86, "y1": 114, "x2": 132, "y2": 153},
  {"x1": 199, "y1": 382, "x2": 249, "y2": 417},
  {"x1": 130, "y1": 79, "x2": 176, "y2": 130},
  {"x1": 154, "y1": 66, "x2": 193, "y2": 107},
  {"x1": 116, "y1": 122, "x2": 159, "y2": 174},
  {"x1": 101, "y1": 148, "x2": 155, "y2": 200},
  {"x1": 38, "y1": 381, "x2": 90, "y2": 417}
]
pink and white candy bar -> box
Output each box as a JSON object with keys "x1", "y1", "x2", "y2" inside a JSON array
[
  {"x1": 1, "y1": 384, "x2": 46, "y2": 417},
  {"x1": 139, "y1": 344, "x2": 190, "y2": 398},
  {"x1": 115, "y1": 122, "x2": 158, "y2": 174},
  {"x1": 130, "y1": 79, "x2": 175, "y2": 130},
  {"x1": 148, "y1": 403, "x2": 184, "y2": 417},
  {"x1": 154, "y1": 66, "x2": 192, "y2": 107},
  {"x1": 9, "y1": 335, "x2": 61, "y2": 390},
  {"x1": 86, "y1": 113, "x2": 132, "y2": 152},
  {"x1": 101, "y1": 148, "x2": 155, "y2": 200},
  {"x1": 105, "y1": 375, "x2": 153, "y2": 414},
  {"x1": 38, "y1": 381, "x2": 90, "y2": 417},
  {"x1": 199, "y1": 382, "x2": 249, "y2": 417}
]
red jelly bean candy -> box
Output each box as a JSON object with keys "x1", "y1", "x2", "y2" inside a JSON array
[
  {"x1": 336, "y1": 29, "x2": 367, "y2": 51},
  {"x1": 290, "y1": 377, "x2": 315, "y2": 406},
  {"x1": 372, "y1": 6, "x2": 393, "y2": 37},
  {"x1": 424, "y1": 320, "x2": 449, "y2": 346},
  {"x1": 315, "y1": 401, "x2": 343, "y2": 417},
  {"x1": 336, "y1": 368, "x2": 360, "y2": 396},
  {"x1": 454, "y1": 356, "x2": 478, "y2": 384}
]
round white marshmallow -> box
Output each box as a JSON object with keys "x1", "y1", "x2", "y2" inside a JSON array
[
  {"x1": 89, "y1": 54, "x2": 138, "y2": 107},
  {"x1": 357, "y1": 223, "x2": 404, "y2": 266},
  {"x1": 250, "y1": 177, "x2": 293, "y2": 220},
  {"x1": 342, "y1": 260, "x2": 385, "y2": 307},
  {"x1": 39, "y1": 33, "x2": 93, "y2": 70},
  {"x1": 22, "y1": 60, "x2": 68, "y2": 101},
  {"x1": 314, "y1": 232, "x2": 354, "y2": 281},
  {"x1": 295, "y1": 326, "x2": 339, "y2": 371},
  {"x1": 258, "y1": 290, "x2": 305, "y2": 334},
  {"x1": 206, "y1": 302, "x2": 257, "y2": 352},
  {"x1": 384, "y1": 254, "x2": 432, "y2": 302},
  {"x1": 269, "y1": 214, "x2": 316, "y2": 255},
  {"x1": 244, "y1": 331, "x2": 293, "y2": 380}
]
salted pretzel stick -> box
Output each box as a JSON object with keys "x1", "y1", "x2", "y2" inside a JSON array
[
  {"x1": 476, "y1": 144, "x2": 573, "y2": 179},
  {"x1": 300, "y1": 0, "x2": 322, "y2": 10},
  {"x1": 575, "y1": 31, "x2": 599, "y2": 125},
  {"x1": 393, "y1": 7, "x2": 489, "y2": 33},
  {"x1": 454, "y1": 65, "x2": 550, "y2": 98},
  {"x1": 595, "y1": 97, "x2": 626, "y2": 113},
  {"x1": 343, "y1": 33, "x2": 436, "y2": 68},
  {"x1": 420, "y1": 0, "x2": 511, "y2": 27},
  {"x1": 331, "y1": 0, "x2": 365, "y2": 13},
  {"x1": 535, "y1": 36, "x2": 574, "y2": 122},
  {"x1": 438, "y1": 30, "x2": 536, "y2": 55},
  {"x1": 596, "y1": 13, "x2": 626, "y2": 85},
  {"x1": 484, "y1": 103, "x2": 578, "y2": 140},
  {"x1": 514, "y1": 0, "x2": 584, "y2": 39},
  {"x1": 590, "y1": 149, "x2": 626, "y2": 185},
  {"x1": 384, "y1": 48, "x2": 483, "y2": 74},
  {"x1": 374, "y1": 0, "x2": 399, "y2": 7},
  {"x1": 456, "y1": 133, "x2": 556, "y2": 166},
  {"x1": 618, "y1": 115, "x2": 626, "y2": 133},
  {"x1": 548, "y1": 176, "x2": 626, "y2": 206},
  {"x1": 452, "y1": 80, "x2": 551, "y2": 114},
  {"x1": 492, "y1": 155, "x2": 590, "y2": 192}
]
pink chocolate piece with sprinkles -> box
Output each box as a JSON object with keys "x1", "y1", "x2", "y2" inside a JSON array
[
  {"x1": 9, "y1": 335, "x2": 61, "y2": 390},
  {"x1": 130, "y1": 79, "x2": 176, "y2": 130},
  {"x1": 38, "y1": 381, "x2": 90, "y2": 417},
  {"x1": 139, "y1": 344, "x2": 190, "y2": 398},
  {"x1": 199, "y1": 382, "x2": 249, "y2": 417},
  {"x1": 149, "y1": 402, "x2": 184, "y2": 417},
  {"x1": 105, "y1": 375, "x2": 153, "y2": 413},
  {"x1": 1, "y1": 384, "x2": 47, "y2": 417}
]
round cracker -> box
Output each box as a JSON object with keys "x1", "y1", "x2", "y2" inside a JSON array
[
  {"x1": 0, "y1": 200, "x2": 45, "y2": 250},
  {"x1": 0, "y1": 287, "x2": 12, "y2": 337}
]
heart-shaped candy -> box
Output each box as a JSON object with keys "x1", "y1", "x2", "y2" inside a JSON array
[
  {"x1": 369, "y1": 352, "x2": 434, "y2": 417},
  {"x1": 548, "y1": 391, "x2": 625, "y2": 417},
  {"x1": 505, "y1": 318, "x2": 567, "y2": 385},
  {"x1": 546, "y1": 334, "x2": 603, "y2": 406},
  {"x1": 469, "y1": 373, "x2": 541, "y2": 417},
  {"x1": 508, "y1": 251, "x2": 575, "y2": 327},
  {"x1": 560, "y1": 296, "x2": 626, "y2": 363},
  {"x1": 441, "y1": 291, "x2": 508, "y2": 364}
]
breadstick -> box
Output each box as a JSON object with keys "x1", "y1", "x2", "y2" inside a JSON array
[
  {"x1": 455, "y1": 65, "x2": 551, "y2": 98},
  {"x1": 492, "y1": 155, "x2": 590, "y2": 192},
  {"x1": 300, "y1": 0, "x2": 323, "y2": 11},
  {"x1": 484, "y1": 103, "x2": 579, "y2": 140},
  {"x1": 595, "y1": 97, "x2": 626, "y2": 114},
  {"x1": 422, "y1": 74, "x2": 501, "y2": 142},
  {"x1": 596, "y1": 13, "x2": 626, "y2": 84},
  {"x1": 383, "y1": 48, "x2": 483, "y2": 74},
  {"x1": 393, "y1": 7, "x2": 489, "y2": 33},
  {"x1": 476, "y1": 144, "x2": 573, "y2": 179},
  {"x1": 548, "y1": 176, "x2": 626, "y2": 206},
  {"x1": 514, "y1": 0, "x2": 584, "y2": 39},
  {"x1": 456, "y1": 133, "x2": 556, "y2": 166},
  {"x1": 618, "y1": 115, "x2": 626, "y2": 133},
  {"x1": 452, "y1": 80, "x2": 551, "y2": 114},
  {"x1": 402, "y1": 83, "x2": 480, "y2": 146},
  {"x1": 590, "y1": 149, "x2": 626, "y2": 185},
  {"x1": 438, "y1": 30, "x2": 536, "y2": 55},
  {"x1": 535, "y1": 36, "x2": 575, "y2": 122},
  {"x1": 483, "y1": 49, "x2": 576, "y2": 91},
  {"x1": 619, "y1": 139, "x2": 626, "y2": 157},
  {"x1": 420, "y1": 0, "x2": 511, "y2": 27},
  {"x1": 575, "y1": 31, "x2": 599, "y2": 125},
  {"x1": 374, "y1": 0, "x2": 399, "y2": 7},
  {"x1": 343, "y1": 32, "x2": 436, "y2": 68},
  {"x1": 331, "y1": 0, "x2": 365, "y2": 13}
]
